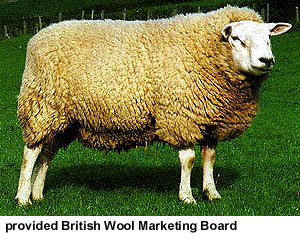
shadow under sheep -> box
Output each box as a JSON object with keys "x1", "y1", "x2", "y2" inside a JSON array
[{"x1": 45, "y1": 162, "x2": 239, "y2": 195}]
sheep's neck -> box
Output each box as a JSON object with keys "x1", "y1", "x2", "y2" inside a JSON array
[{"x1": 189, "y1": 57, "x2": 266, "y2": 141}]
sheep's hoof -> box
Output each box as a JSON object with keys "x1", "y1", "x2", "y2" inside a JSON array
[
  {"x1": 179, "y1": 193, "x2": 197, "y2": 204},
  {"x1": 15, "y1": 196, "x2": 32, "y2": 206},
  {"x1": 182, "y1": 197, "x2": 197, "y2": 205},
  {"x1": 32, "y1": 195, "x2": 43, "y2": 202},
  {"x1": 202, "y1": 189, "x2": 221, "y2": 201}
]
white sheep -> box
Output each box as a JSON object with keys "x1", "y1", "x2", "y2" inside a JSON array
[{"x1": 15, "y1": 6, "x2": 291, "y2": 206}]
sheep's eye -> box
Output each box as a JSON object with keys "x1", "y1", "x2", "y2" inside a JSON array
[
  {"x1": 232, "y1": 36, "x2": 246, "y2": 47},
  {"x1": 232, "y1": 36, "x2": 240, "y2": 41}
]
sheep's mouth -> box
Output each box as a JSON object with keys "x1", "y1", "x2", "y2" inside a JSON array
[{"x1": 252, "y1": 66, "x2": 273, "y2": 72}]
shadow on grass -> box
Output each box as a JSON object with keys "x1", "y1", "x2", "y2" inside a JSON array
[{"x1": 46, "y1": 163, "x2": 239, "y2": 194}]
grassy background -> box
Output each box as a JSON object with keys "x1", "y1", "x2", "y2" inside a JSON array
[
  {"x1": 0, "y1": 0, "x2": 262, "y2": 37},
  {"x1": 0, "y1": 30, "x2": 300, "y2": 215},
  {"x1": 2, "y1": 0, "x2": 300, "y2": 39},
  {"x1": 0, "y1": 0, "x2": 260, "y2": 19}
]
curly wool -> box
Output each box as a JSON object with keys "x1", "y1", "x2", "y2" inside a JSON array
[{"x1": 18, "y1": 6, "x2": 265, "y2": 150}]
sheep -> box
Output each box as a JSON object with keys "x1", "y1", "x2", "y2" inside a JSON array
[{"x1": 15, "y1": 6, "x2": 291, "y2": 206}]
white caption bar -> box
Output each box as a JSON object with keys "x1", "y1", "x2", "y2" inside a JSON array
[{"x1": 1, "y1": 216, "x2": 299, "y2": 241}]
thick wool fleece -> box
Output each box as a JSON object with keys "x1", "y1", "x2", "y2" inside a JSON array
[{"x1": 18, "y1": 6, "x2": 265, "y2": 150}]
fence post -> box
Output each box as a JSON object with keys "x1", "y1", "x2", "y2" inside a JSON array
[
  {"x1": 100, "y1": 9, "x2": 105, "y2": 20},
  {"x1": 91, "y1": 10, "x2": 94, "y2": 20},
  {"x1": 38, "y1": 16, "x2": 42, "y2": 30},
  {"x1": 81, "y1": 10, "x2": 85, "y2": 20},
  {"x1": 123, "y1": 8, "x2": 127, "y2": 20},
  {"x1": 59, "y1": 12, "x2": 62, "y2": 22},
  {"x1": 4, "y1": 25, "x2": 9, "y2": 39},
  {"x1": 261, "y1": 8, "x2": 265, "y2": 22},
  {"x1": 197, "y1": 6, "x2": 201, "y2": 13},
  {"x1": 266, "y1": 3, "x2": 270, "y2": 22},
  {"x1": 34, "y1": 23, "x2": 39, "y2": 33},
  {"x1": 23, "y1": 20, "x2": 27, "y2": 35},
  {"x1": 147, "y1": 9, "x2": 151, "y2": 20},
  {"x1": 296, "y1": 6, "x2": 299, "y2": 23}
]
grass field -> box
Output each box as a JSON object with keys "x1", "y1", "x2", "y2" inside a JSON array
[
  {"x1": 0, "y1": 0, "x2": 258, "y2": 19},
  {"x1": 0, "y1": 30, "x2": 300, "y2": 216},
  {"x1": 0, "y1": 0, "x2": 261, "y2": 40},
  {"x1": 1, "y1": 1, "x2": 299, "y2": 39}
]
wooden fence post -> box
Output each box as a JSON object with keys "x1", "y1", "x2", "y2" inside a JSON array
[
  {"x1": 35, "y1": 23, "x2": 39, "y2": 33},
  {"x1": 100, "y1": 9, "x2": 105, "y2": 20},
  {"x1": 38, "y1": 16, "x2": 42, "y2": 30},
  {"x1": 59, "y1": 12, "x2": 62, "y2": 22},
  {"x1": 23, "y1": 20, "x2": 27, "y2": 35},
  {"x1": 123, "y1": 8, "x2": 127, "y2": 20},
  {"x1": 91, "y1": 10, "x2": 94, "y2": 20},
  {"x1": 81, "y1": 10, "x2": 85, "y2": 20},
  {"x1": 266, "y1": 3, "x2": 270, "y2": 22},
  {"x1": 147, "y1": 9, "x2": 151, "y2": 20},
  {"x1": 4, "y1": 25, "x2": 9, "y2": 39},
  {"x1": 197, "y1": 6, "x2": 201, "y2": 13},
  {"x1": 261, "y1": 8, "x2": 265, "y2": 22},
  {"x1": 296, "y1": 6, "x2": 299, "y2": 23}
]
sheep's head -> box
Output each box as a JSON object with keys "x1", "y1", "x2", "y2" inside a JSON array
[{"x1": 221, "y1": 20, "x2": 291, "y2": 76}]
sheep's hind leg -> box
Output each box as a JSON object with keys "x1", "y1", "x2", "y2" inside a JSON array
[
  {"x1": 31, "y1": 144, "x2": 58, "y2": 201},
  {"x1": 201, "y1": 144, "x2": 221, "y2": 201},
  {"x1": 178, "y1": 148, "x2": 196, "y2": 204},
  {"x1": 15, "y1": 145, "x2": 42, "y2": 206}
]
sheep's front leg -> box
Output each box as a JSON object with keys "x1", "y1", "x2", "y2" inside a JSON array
[
  {"x1": 178, "y1": 148, "x2": 196, "y2": 204},
  {"x1": 201, "y1": 144, "x2": 221, "y2": 201},
  {"x1": 15, "y1": 145, "x2": 42, "y2": 206}
]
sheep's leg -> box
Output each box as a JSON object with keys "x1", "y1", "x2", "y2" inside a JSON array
[
  {"x1": 178, "y1": 148, "x2": 196, "y2": 204},
  {"x1": 31, "y1": 144, "x2": 57, "y2": 201},
  {"x1": 15, "y1": 145, "x2": 42, "y2": 206},
  {"x1": 201, "y1": 144, "x2": 221, "y2": 201}
]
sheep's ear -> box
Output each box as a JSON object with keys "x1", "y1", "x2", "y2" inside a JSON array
[
  {"x1": 269, "y1": 23, "x2": 292, "y2": 36},
  {"x1": 221, "y1": 24, "x2": 232, "y2": 40}
]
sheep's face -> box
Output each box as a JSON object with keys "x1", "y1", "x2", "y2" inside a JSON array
[{"x1": 221, "y1": 20, "x2": 291, "y2": 76}]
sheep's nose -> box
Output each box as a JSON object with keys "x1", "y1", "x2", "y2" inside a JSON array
[{"x1": 259, "y1": 57, "x2": 275, "y2": 67}]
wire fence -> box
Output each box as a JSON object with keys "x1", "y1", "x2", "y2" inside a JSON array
[{"x1": 1, "y1": 3, "x2": 300, "y2": 40}]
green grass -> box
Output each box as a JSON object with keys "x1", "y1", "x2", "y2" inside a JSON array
[
  {"x1": 0, "y1": 0, "x2": 260, "y2": 19},
  {"x1": 0, "y1": 32, "x2": 300, "y2": 216},
  {"x1": 2, "y1": 0, "x2": 299, "y2": 39},
  {"x1": 0, "y1": 0, "x2": 267, "y2": 39}
]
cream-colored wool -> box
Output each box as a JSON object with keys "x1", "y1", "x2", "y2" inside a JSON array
[{"x1": 18, "y1": 6, "x2": 264, "y2": 151}]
